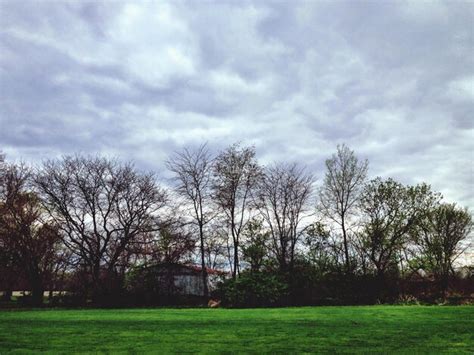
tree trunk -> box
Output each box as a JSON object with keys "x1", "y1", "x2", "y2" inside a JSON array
[
  {"x1": 341, "y1": 214, "x2": 351, "y2": 274},
  {"x1": 232, "y1": 238, "x2": 239, "y2": 279},
  {"x1": 1, "y1": 289, "x2": 12, "y2": 302},
  {"x1": 440, "y1": 273, "x2": 450, "y2": 298},
  {"x1": 199, "y1": 223, "x2": 209, "y2": 299},
  {"x1": 376, "y1": 268, "x2": 387, "y2": 302},
  {"x1": 30, "y1": 278, "x2": 44, "y2": 306},
  {"x1": 231, "y1": 208, "x2": 239, "y2": 280},
  {"x1": 91, "y1": 261, "x2": 101, "y2": 304}
]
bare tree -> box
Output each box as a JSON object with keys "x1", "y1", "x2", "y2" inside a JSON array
[
  {"x1": 166, "y1": 144, "x2": 213, "y2": 298},
  {"x1": 256, "y1": 163, "x2": 313, "y2": 271},
  {"x1": 213, "y1": 143, "x2": 262, "y2": 278},
  {"x1": 35, "y1": 155, "x2": 166, "y2": 302},
  {"x1": 319, "y1": 144, "x2": 368, "y2": 273}
]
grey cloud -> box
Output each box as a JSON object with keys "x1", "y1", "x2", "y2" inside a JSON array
[{"x1": 0, "y1": 0, "x2": 472, "y2": 209}]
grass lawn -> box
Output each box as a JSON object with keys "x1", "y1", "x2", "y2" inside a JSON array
[{"x1": 0, "y1": 306, "x2": 473, "y2": 353}]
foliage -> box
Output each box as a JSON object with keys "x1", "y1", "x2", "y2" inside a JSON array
[
  {"x1": 358, "y1": 178, "x2": 440, "y2": 277},
  {"x1": 124, "y1": 265, "x2": 162, "y2": 304},
  {"x1": 413, "y1": 203, "x2": 472, "y2": 284},
  {"x1": 150, "y1": 222, "x2": 196, "y2": 264},
  {"x1": 218, "y1": 270, "x2": 288, "y2": 307},
  {"x1": 241, "y1": 218, "x2": 270, "y2": 273},
  {"x1": 302, "y1": 222, "x2": 338, "y2": 275}
]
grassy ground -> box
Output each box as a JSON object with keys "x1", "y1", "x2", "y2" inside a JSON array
[{"x1": 0, "y1": 306, "x2": 473, "y2": 353}]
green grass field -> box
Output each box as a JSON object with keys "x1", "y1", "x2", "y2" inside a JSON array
[{"x1": 0, "y1": 306, "x2": 473, "y2": 353}]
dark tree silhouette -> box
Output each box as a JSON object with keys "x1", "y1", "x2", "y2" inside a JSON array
[
  {"x1": 0, "y1": 163, "x2": 61, "y2": 305},
  {"x1": 35, "y1": 155, "x2": 166, "y2": 302}
]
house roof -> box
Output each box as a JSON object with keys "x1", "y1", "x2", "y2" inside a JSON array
[{"x1": 187, "y1": 265, "x2": 228, "y2": 275}]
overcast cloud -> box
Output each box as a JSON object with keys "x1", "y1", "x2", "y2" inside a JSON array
[{"x1": 0, "y1": 0, "x2": 473, "y2": 208}]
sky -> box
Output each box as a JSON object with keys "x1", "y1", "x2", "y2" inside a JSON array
[{"x1": 0, "y1": 0, "x2": 473, "y2": 210}]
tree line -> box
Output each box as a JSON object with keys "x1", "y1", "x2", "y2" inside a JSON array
[{"x1": 0, "y1": 144, "x2": 472, "y2": 307}]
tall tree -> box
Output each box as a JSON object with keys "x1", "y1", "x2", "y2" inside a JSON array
[
  {"x1": 414, "y1": 203, "x2": 472, "y2": 293},
  {"x1": 35, "y1": 155, "x2": 166, "y2": 302},
  {"x1": 213, "y1": 143, "x2": 261, "y2": 278},
  {"x1": 257, "y1": 163, "x2": 313, "y2": 272},
  {"x1": 166, "y1": 144, "x2": 213, "y2": 298},
  {"x1": 319, "y1": 144, "x2": 368, "y2": 273},
  {"x1": 358, "y1": 178, "x2": 440, "y2": 279}
]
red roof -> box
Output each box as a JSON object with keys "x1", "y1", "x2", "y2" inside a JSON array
[{"x1": 187, "y1": 265, "x2": 228, "y2": 275}]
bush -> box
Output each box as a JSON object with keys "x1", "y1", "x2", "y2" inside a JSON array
[
  {"x1": 395, "y1": 294, "x2": 420, "y2": 305},
  {"x1": 217, "y1": 271, "x2": 288, "y2": 307}
]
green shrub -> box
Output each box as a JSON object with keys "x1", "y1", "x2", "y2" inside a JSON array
[{"x1": 218, "y1": 271, "x2": 288, "y2": 307}]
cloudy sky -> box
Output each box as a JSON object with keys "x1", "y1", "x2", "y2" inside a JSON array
[{"x1": 0, "y1": 0, "x2": 473, "y2": 208}]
